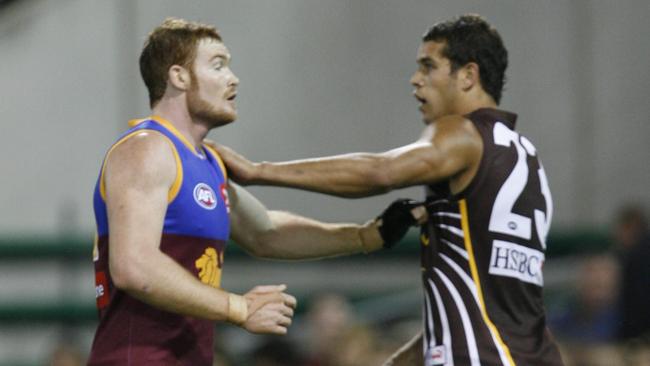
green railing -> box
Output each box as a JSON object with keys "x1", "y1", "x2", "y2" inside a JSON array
[
  {"x1": 0, "y1": 227, "x2": 611, "y2": 260},
  {"x1": 0, "y1": 228, "x2": 612, "y2": 324}
]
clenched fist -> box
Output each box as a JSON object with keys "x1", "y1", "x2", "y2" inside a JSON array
[{"x1": 241, "y1": 284, "x2": 297, "y2": 335}]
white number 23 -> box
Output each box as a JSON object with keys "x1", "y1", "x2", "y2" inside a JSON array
[{"x1": 488, "y1": 123, "x2": 553, "y2": 248}]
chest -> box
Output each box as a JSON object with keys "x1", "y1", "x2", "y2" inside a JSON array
[{"x1": 164, "y1": 152, "x2": 230, "y2": 240}]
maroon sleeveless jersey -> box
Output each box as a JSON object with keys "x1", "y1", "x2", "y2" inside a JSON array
[
  {"x1": 420, "y1": 108, "x2": 564, "y2": 365},
  {"x1": 88, "y1": 118, "x2": 231, "y2": 365}
]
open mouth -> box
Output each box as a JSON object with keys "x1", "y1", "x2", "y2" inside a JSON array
[
  {"x1": 226, "y1": 93, "x2": 237, "y2": 101},
  {"x1": 413, "y1": 93, "x2": 426, "y2": 104}
]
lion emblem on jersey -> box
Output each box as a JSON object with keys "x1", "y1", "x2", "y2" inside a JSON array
[{"x1": 195, "y1": 247, "x2": 223, "y2": 288}]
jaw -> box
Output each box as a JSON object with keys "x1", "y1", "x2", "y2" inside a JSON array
[
  {"x1": 187, "y1": 90, "x2": 238, "y2": 128},
  {"x1": 200, "y1": 108, "x2": 237, "y2": 128},
  {"x1": 419, "y1": 101, "x2": 440, "y2": 123}
]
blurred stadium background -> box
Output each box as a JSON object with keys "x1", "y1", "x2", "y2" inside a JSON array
[{"x1": 1, "y1": 0, "x2": 649, "y2": 365}]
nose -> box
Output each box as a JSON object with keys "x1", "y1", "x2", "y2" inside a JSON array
[
  {"x1": 229, "y1": 69, "x2": 240, "y2": 87},
  {"x1": 410, "y1": 71, "x2": 422, "y2": 87}
]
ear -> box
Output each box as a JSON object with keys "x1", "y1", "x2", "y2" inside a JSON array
[
  {"x1": 459, "y1": 62, "x2": 480, "y2": 92},
  {"x1": 168, "y1": 65, "x2": 191, "y2": 91}
]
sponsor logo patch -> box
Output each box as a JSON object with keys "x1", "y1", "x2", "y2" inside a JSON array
[
  {"x1": 489, "y1": 240, "x2": 544, "y2": 286},
  {"x1": 193, "y1": 183, "x2": 217, "y2": 210},
  {"x1": 425, "y1": 345, "x2": 447, "y2": 366},
  {"x1": 95, "y1": 271, "x2": 109, "y2": 309},
  {"x1": 219, "y1": 183, "x2": 230, "y2": 213}
]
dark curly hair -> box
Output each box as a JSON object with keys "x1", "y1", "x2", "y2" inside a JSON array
[{"x1": 423, "y1": 14, "x2": 508, "y2": 104}]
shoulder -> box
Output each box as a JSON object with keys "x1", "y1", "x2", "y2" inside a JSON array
[
  {"x1": 428, "y1": 114, "x2": 482, "y2": 150},
  {"x1": 105, "y1": 130, "x2": 177, "y2": 186},
  {"x1": 435, "y1": 114, "x2": 478, "y2": 134},
  {"x1": 109, "y1": 130, "x2": 174, "y2": 166}
]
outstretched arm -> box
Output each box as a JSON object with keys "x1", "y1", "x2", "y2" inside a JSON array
[
  {"x1": 212, "y1": 115, "x2": 482, "y2": 198},
  {"x1": 104, "y1": 131, "x2": 295, "y2": 334},
  {"x1": 382, "y1": 331, "x2": 424, "y2": 366},
  {"x1": 228, "y1": 183, "x2": 426, "y2": 259}
]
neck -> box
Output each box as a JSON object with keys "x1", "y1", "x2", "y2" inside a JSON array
[
  {"x1": 453, "y1": 93, "x2": 498, "y2": 116},
  {"x1": 152, "y1": 98, "x2": 209, "y2": 148}
]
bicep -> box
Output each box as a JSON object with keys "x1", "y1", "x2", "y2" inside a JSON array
[
  {"x1": 382, "y1": 121, "x2": 480, "y2": 187},
  {"x1": 105, "y1": 176, "x2": 168, "y2": 261},
  {"x1": 104, "y1": 135, "x2": 176, "y2": 263},
  {"x1": 228, "y1": 183, "x2": 275, "y2": 250}
]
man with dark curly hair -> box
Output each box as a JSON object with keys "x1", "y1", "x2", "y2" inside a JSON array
[{"x1": 214, "y1": 14, "x2": 565, "y2": 365}]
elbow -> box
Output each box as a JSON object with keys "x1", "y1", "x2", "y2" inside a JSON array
[
  {"x1": 236, "y1": 235, "x2": 270, "y2": 259},
  {"x1": 244, "y1": 238, "x2": 276, "y2": 259},
  {"x1": 364, "y1": 164, "x2": 397, "y2": 193},
  {"x1": 242, "y1": 243, "x2": 267, "y2": 259},
  {"x1": 241, "y1": 232, "x2": 282, "y2": 259},
  {"x1": 109, "y1": 256, "x2": 150, "y2": 293},
  {"x1": 336, "y1": 156, "x2": 396, "y2": 198},
  {"x1": 373, "y1": 172, "x2": 396, "y2": 192}
]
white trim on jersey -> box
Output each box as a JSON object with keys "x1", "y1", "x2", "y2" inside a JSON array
[
  {"x1": 437, "y1": 224, "x2": 465, "y2": 238},
  {"x1": 433, "y1": 212, "x2": 462, "y2": 219},
  {"x1": 428, "y1": 199, "x2": 451, "y2": 206},
  {"x1": 424, "y1": 287, "x2": 436, "y2": 349},
  {"x1": 428, "y1": 278, "x2": 454, "y2": 366},
  {"x1": 422, "y1": 298, "x2": 429, "y2": 354},
  {"x1": 440, "y1": 254, "x2": 512, "y2": 366},
  {"x1": 435, "y1": 269, "x2": 481, "y2": 366},
  {"x1": 441, "y1": 238, "x2": 469, "y2": 260}
]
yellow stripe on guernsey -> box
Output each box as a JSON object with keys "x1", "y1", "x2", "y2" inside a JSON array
[
  {"x1": 92, "y1": 232, "x2": 99, "y2": 262},
  {"x1": 202, "y1": 144, "x2": 228, "y2": 181},
  {"x1": 459, "y1": 199, "x2": 516, "y2": 366},
  {"x1": 129, "y1": 115, "x2": 198, "y2": 154},
  {"x1": 100, "y1": 120, "x2": 183, "y2": 203}
]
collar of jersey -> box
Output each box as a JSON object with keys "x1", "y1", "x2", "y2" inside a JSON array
[{"x1": 128, "y1": 115, "x2": 203, "y2": 156}]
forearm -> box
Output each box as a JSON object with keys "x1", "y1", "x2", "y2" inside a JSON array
[
  {"x1": 256, "y1": 211, "x2": 383, "y2": 260},
  {"x1": 384, "y1": 331, "x2": 423, "y2": 366},
  {"x1": 230, "y1": 182, "x2": 383, "y2": 259},
  {"x1": 113, "y1": 249, "x2": 232, "y2": 322},
  {"x1": 114, "y1": 250, "x2": 298, "y2": 335},
  {"x1": 229, "y1": 184, "x2": 425, "y2": 260},
  {"x1": 255, "y1": 153, "x2": 393, "y2": 198}
]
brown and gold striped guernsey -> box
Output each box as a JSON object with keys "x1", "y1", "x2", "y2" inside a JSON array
[{"x1": 420, "y1": 108, "x2": 564, "y2": 365}]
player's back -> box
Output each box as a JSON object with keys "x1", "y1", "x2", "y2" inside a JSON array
[{"x1": 420, "y1": 108, "x2": 563, "y2": 365}]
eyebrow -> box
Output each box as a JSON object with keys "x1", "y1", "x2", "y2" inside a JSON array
[
  {"x1": 417, "y1": 57, "x2": 436, "y2": 66},
  {"x1": 209, "y1": 54, "x2": 230, "y2": 63}
]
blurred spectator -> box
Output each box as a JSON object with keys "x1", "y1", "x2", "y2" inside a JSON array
[
  {"x1": 212, "y1": 342, "x2": 233, "y2": 366},
  {"x1": 330, "y1": 324, "x2": 393, "y2": 366},
  {"x1": 302, "y1": 293, "x2": 354, "y2": 366},
  {"x1": 613, "y1": 204, "x2": 647, "y2": 250},
  {"x1": 249, "y1": 337, "x2": 303, "y2": 366},
  {"x1": 614, "y1": 205, "x2": 650, "y2": 341},
  {"x1": 627, "y1": 344, "x2": 650, "y2": 365},
  {"x1": 550, "y1": 254, "x2": 621, "y2": 343},
  {"x1": 212, "y1": 353, "x2": 232, "y2": 366},
  {"x1": 563, "y1": 344, "x2": 625, "y2": 366},
  {"x1": 47, "y1": 343, "x2": 84, "y2": 366}
]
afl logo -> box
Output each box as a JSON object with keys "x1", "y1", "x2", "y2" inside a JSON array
[{"x1": 193, "y1": 183, "x2": 217, "y2": 210}]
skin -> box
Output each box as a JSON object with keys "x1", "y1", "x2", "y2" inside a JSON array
[
  {"x1": 212, "y1": 41, "x2": 491, "y2": 198},
  {"x1": 209, "y1": 40, "x2": 499, "y2": 362},
  {"x1": 152, "y1": 39, "x2": 239, "y2": 147},
  {"x1": 104, "y1": 38, "x2": 395, "y2": 336}
]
